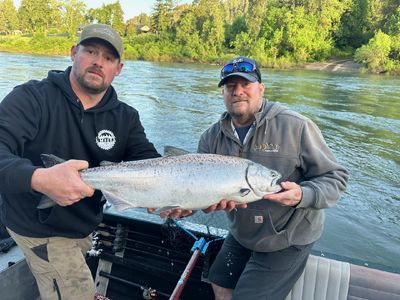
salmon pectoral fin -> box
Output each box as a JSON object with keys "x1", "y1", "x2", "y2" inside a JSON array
[
  {"x1": 101, "y1": 190, "x2": 135, "y2": 211},
  {"x1": 239, "y1": 188, "x2": 251, "y2": 196}
]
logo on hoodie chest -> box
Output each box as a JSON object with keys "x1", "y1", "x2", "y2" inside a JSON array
[
  {"x1": 254, "y1": 143, "x2": 280, "y2": 152},
  {"x1": 96, "y1": 130, "x2": 116, "y2": 150}
]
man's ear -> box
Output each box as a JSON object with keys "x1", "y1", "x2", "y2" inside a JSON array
[
  {"x1": 115, "y1": 62, "x2": 124, "y2": 76},
  {"x1": 259, "y1": 82, "x2": 265, "y2": 94},
  {"x1": 70, "y1": 45, "x2": 78, "y2": 61}
]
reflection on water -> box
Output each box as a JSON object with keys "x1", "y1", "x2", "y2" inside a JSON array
[{"x1": 0, "y1": 52, "x2": 399, "y2": 270}]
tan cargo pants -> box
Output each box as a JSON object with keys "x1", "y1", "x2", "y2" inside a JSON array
[{"x1": 8, "y1": 228, "x2": 95, "y2": 300}]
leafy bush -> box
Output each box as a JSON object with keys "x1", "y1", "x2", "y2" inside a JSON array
[
  {"x1": 123, "y1": 44, "x2": 139, "y2": 60},
  {"x1": 355, "y1": 30, "x2": 392, "y2": 73}
]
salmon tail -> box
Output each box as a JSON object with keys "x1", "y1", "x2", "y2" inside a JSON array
[
  {"x1": 37, "y1": 154, "x2": 65, "y2": 209},
  {"x1": 40, "y1": 154, "x2": 66, "y2": 168},
  {"x1": 37, "y1": 195, "x2": 57, "y2": 209}
]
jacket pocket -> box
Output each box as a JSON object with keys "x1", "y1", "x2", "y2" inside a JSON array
[{"x1": 228, "y1": 208, "x2": 289, "y2": 252}]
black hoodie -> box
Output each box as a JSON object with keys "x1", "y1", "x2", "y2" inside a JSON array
[{"x1": 0, "y1": 67, "x2": 160, "y2": 238}]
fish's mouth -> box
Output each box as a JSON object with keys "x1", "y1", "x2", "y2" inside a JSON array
[
  {"x1": 271, "y1": 176, "x2": 280, "y2": 186},
  {"x1": 270, "y1": 173, "x2": 282, "y2": 191}
]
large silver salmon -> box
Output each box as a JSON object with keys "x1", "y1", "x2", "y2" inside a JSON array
[{"x1": 38, "y1": 153, "x2": 282, "y2": 211}]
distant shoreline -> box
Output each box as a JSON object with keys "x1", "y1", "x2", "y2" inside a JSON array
[
  {"x1": 301, "y1": 59, "x2": 362, "y2": 73},
  {"x1": 0, "y1": 49, "x2": 363, "y2": 74}
]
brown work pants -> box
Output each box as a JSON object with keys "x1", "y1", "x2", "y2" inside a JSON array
[{"x1": 8, "y1": 228, "x2": 95, "y2": 300}]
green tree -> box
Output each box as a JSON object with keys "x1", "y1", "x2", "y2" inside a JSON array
[
  {"x1": 86, "y1": 1, "x2": 124, "y2": 34},
  {"x1": 279, "y1": 0, "x2": 304, "y2": 9},
  {"x1": 151, "y1": 0, "x2": 173, "y2": 34},
  {"x1": 18, "y1": 0, "x2": 52, "y2": 34},
  {"x1": 109, "y1": 1, "x2": 124, "y2": 34},
  {"x1": 336, "y1": 0, "x2": 383, "y2": 49},
  {"x1": 389, "y1": 33, "x2": 400, "y2": 63},
  {"x1": 134, "y1": 13, "x2": 151, "y2": 27},
  {"x1": 0, "y1": 0, "x2": 19, "y2": 34},
  {"x1": 195, "y1": 0, "x2": 225, "y2": 57},
  {"x1": 261, "y1": 6, "x2": 286, "y2": 59},
  {"x1": 126, "y1": 13, "x2": 151, "y2": 36},
  {"x1": 175, "y1": 10, "x2": 203, "y2": 59},
  {"x1": 246, "y1": 0, "x2": 267, "y2": 39},
  {"x1": 282, "y1": 7, "x2": 332, "y2": 61},
  {"x1": 48, "y1": 0, "x2": 63, "y2": 33},
  {"x1": 385, "y1": 6, "x2": 400, "y2": 35},
  {"x1": 225, "y1": 15, "x2": 247, "y2": 48},
  {"x1": 367, "y1": 0, "x2": 384, "y2": 29},
  {"x1": 61, "y1": 0, "x2": 86, "y2": 37},
  {"x1": 223, "y1": 0, "x2": 249, "y2": 24},
  {"x1": 304, "y1": 0, "x2": 352, "y2": 39},
  {"x1": 231, "y1": 31, "x2": 253, "y2": 54}
]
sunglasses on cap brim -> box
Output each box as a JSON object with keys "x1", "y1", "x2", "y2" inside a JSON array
[{"x1": 220, "y1": 61, "x2": 258, "y2": 77}]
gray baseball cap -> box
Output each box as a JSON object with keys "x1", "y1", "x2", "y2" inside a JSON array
[{"x1": 78, "y1": 24, "x2": 123, "y2": 58}]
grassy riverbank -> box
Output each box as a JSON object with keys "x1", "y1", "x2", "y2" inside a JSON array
[
  {"x1": 0, "y1": 35, "x2": 73, "y2": 57},
  {"x1": 2, "y1": 0, "x2": 400, "y2": 75},
  {"x1": 0, "y1": 35, "x2": 363, "y2": 73}
]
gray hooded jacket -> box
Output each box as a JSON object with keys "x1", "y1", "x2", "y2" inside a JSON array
[{"x1": 198, "y1": 101, "x2": 348, "y2": 252}]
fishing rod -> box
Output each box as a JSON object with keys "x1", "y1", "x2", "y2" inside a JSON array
[
  {"x1": 168, "y1": 219, "x2": 224, "y2": 300},
  {"x1": 98, "y1": 270, "x2": 170, "y2": 299},
  {"x1": 94, "y1": 230, "x2": 194, "y2": 263},
  {"x1": 96, "y1": 219, "x2": 224, "y2": 299},
  {"x1": 169, "y1": 237, "x2": 205, "y2": 300}
]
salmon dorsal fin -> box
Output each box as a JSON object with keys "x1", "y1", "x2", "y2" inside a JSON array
[
  {"x1": 99, "y1": 161, "x2": 118, "y2": 167},
  {"x1": 164, "y1": 146, "x2": 190, "y2": 157}
]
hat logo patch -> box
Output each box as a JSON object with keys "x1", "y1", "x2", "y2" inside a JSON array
[
  {"x1": 92, "y1": 27, "x2": 115, "y2": 39},
  {"x1": 96, "y1": 130, "x2": 116, "y2": 150},
  {"x1": 232, "y1": 58, "x2": 244, "y2": 64}
]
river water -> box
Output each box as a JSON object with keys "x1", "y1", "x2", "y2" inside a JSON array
[{"x1": 0, "y1": 52, "x2": 399, "y2": 271}]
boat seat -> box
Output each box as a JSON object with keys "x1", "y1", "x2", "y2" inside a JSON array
[
  {"x1": 285, "y1": 254, "x2": 400, "y2": 300},
  {"x1": 285, "y1": 254, "x2": 350, "y2": 300},
  {"x1": 347, "y1": 264, "x2": 400, "y2": 300}
]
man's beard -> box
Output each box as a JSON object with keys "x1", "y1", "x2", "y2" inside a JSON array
[
  {"x1": 229, "y1": 106, "x2": 256, "y2": 125},
  {"x1": 229, "y1": 97, "x2": 261, "y2": 124},
  {"x1": 76, "y1": 68, "x2": 108, "y2": 94},
  {"x1": 230, "y1": 111, "x2": 254, "y2": 124}
]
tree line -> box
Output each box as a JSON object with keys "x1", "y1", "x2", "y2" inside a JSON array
[{"x1": 0, "y1": 0, "x2": 399, "y2": 74}]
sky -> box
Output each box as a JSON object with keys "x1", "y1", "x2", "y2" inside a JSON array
[{"x1": 13, "y1": 0, "x2": 191, "y2": 21}]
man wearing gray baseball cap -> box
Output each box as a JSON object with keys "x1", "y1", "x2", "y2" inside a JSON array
[
  {"x1": 78, "y1": 23, "x2": 123, "y2": 59},
  {"x1": 0, "y1": 23, "x2": 160, "y2": 299}
]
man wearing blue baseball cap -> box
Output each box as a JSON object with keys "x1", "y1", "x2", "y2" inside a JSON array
[
  {"x1": 145, "y1": 52, "x2": 348, "y2": 297},
  {"x1": 196, "y1": 56, "x2": 349, "y2": 299}
]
